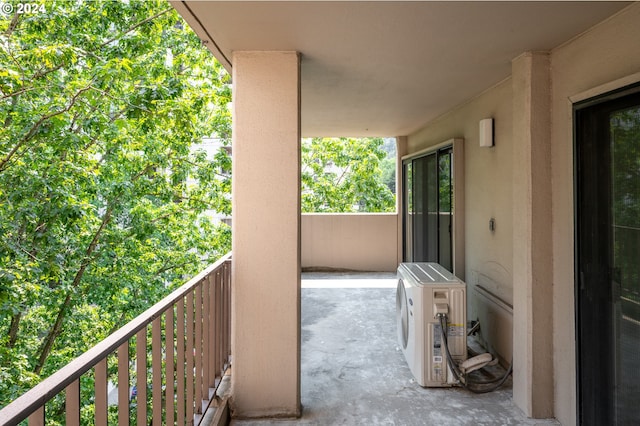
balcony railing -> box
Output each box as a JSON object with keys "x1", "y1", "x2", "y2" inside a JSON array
[{"x1": 0, "y1": 252, "x2": 232, "y2": 426}]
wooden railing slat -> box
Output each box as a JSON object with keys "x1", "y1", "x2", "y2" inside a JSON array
[
  {"x1": 27, "y1": 406, "x2": 44, "y2": 426},
  {"x1": 152, "y1": 316, "x2": 162, "y2": 426},
  {"x1": 176, "y1": 297, "x2": 186, "y2": 426},
  {"x1": 195, "y1": 283, "x2": 203, "y2": 412},
  {"x1": 203, "y1": 276, "x2": 211, "y2": 393},
  {"x1": 166, "y1": 306, "x2": 175, "y2": 425},
  {"x1": 136, "y1": 328, "x2": 147, "y2": 426},
  {"x1": 65, "y1": 379, "x2": 80, "y2": 426},
  {"x1": 186, "y1": 291, "x2": 195, "y2": 423},
  {"x1": 118, "y1": 341, "x2": 129, "y2": 426},
  {"x1": 95, "y1": 358, "x2": 108, "y2": 426},
  {"x1": 207, "y1": 273, "x2": 216, "y2": 390}
]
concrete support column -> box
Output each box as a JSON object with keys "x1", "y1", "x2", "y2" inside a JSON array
[
  {"x1": 231, "y1": 51, "x2": 301, "y2": 418},
  {"x1": 511, "y1": 51, "x2": 554, "y2": 418}
]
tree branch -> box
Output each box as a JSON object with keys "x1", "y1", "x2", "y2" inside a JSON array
[
  {"x1": 0, "y1": 86, "x2": 40, "y2": 102},
  {"x1": 3, "y1": 12, "x2": 22, "y2": 38},
  {"x1": 31, "y1": 63, "x2": 65, "y2": 82},
  {"x1": 33, "y1": 206, "x2": 113, "y2": 374},
  {"x1": 154, "y1": 260, "x2": 195, "y2": 277},
  {"x1": 335, "y1": 164, "x2": 351, "y2": 186},
  {"x1": 7, "y1": 312, "x2": 21, "y2": 349},
  {"x1": 98, "y1": 8, "x2": 173, "y2": 49},
  {"x1": 3, "y1": 95, "x2": 18, "y2": 127},
  {"x1": 0, "y1": 85, "x2": 93, "y2": 173}
]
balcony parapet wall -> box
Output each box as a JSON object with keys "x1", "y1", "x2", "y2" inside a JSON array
[{"x1": 302, "y1": 213, "x2": 399, "y2": 272}]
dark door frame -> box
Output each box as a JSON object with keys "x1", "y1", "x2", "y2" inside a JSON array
[{"x1": 574, "y1": 82, "x2": 640, "y2": 425}]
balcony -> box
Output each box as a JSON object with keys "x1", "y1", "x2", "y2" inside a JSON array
[
  {"x1": 1, "y1": 258, "x2": 561, "y2": 425},
  {"x1": 231, "y1": 272, "x2": 559, "y2": 426},
  {"x1": 0, "y1": 253, "x2": 232, "y2": 426}
]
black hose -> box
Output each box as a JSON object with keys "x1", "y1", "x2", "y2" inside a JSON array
[{"x1": 437, "y1": 314, "x2": 513, "y2": 394}]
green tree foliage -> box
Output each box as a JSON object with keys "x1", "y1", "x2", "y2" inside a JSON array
[
  {"x1": 301, "y1": 137, "x2": 395, "y2": 212},
  {"x1": 0, "y1": 0, "x2": 231, "y2": 407}
]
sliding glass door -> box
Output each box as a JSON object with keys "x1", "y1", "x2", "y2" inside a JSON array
[
  {"x1": 403, "y1": 147, "x2": 452, "y2": 271},
  {"x1": 575, "y1": 86, "x2": 640, "y2": 425}
]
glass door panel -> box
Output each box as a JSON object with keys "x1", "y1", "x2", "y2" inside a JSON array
[
  {"x1": 438, "y1": 150, "x2": 452, "y2": 272},
  {"x1": 425, "y1": 153, "x2": 438, "y2": 262},
  {"x1": 403, "y1": 161, "x2": 413, "y2": 262},
  {"x1": 410, "y1": 153, "x2": 437, "y2": 263},
  {"x1": 611, "y1": 105, "x2": 640, "y2": 424},
  {"x1": 576, "y1": 87, "x2": 640, "y2": 425}
]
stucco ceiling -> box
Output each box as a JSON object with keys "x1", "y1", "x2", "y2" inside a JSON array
[{"x1": 172, "y1": 1, "x2": 629, "y2": 137}]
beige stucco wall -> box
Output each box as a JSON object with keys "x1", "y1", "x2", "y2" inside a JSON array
[
  {"x1": 406, "y1": 3, "x2": 640, "y2": 424},
  {"x1": 550, "y1": 4, "x2": 640, "y2": 425},
  {"x1": 301, "y1": 213, "x2": 399, "y2": 272},
  {"x1": 408, "y1": 78, "x2": 515, "y2": 362}
]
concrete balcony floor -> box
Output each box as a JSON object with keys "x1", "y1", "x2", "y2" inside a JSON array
[{"x1": 231, "y1": 272, "x2": 560, "y2": 426}]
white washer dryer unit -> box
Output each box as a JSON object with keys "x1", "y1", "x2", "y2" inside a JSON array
[{"x1": 396, "y1": 262, "x2": 467, "y2": 387}]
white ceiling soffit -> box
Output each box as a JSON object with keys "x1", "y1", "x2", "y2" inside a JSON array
[{"x1": 172, "y1": 1, "x2": 629, "y2": 137}]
